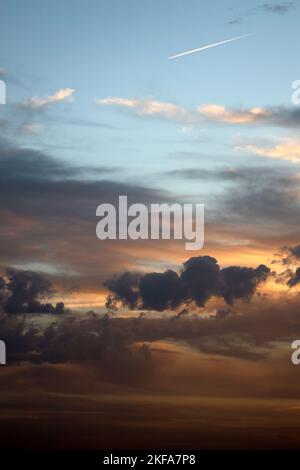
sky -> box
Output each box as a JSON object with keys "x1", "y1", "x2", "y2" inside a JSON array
[
  {"x1": 0, "y1": 1, "x2": 300, "y2": 310},
  {"x1": 1, "y1": 0, "x2": 300, "y2": 452},
  {"x1": 1, "y1": 0, "x2": 299, "y2": 181}
]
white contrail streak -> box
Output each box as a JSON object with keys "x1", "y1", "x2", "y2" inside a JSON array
[{"x1": 167, "y1": 34, "x2": 252, "y2": 60}]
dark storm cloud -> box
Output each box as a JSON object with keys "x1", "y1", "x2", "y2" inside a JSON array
[
  {"x1": 0, "y1": 268, "x2": 67, "y2": 314},
  {"x1": 105, "y1": 255, "x2": 270, "y2": 311}
]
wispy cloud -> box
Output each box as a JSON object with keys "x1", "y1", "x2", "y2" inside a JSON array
[
  {"x1": 199, "y1": 104, "x2": 270, "y2": 124},
  {"x1": 227, "y1": 1, "x2": 295, "y2": 26},
  {"x1": 99, "y1": 96, "x2": 300, "y2": 129},
  {"x1": 23, "y1": 88, "x2": 75, "y2": 109},
  {"x1": 260, "y1": 1, "x2": 295, "y2": 14},
  {"x1": 98, "y1": 97, "x2": 189, "y2": 121},
  {"x1": 239, "y1": 139, "x2": 300, "y2": 163}
]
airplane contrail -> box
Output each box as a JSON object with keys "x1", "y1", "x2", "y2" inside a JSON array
[{"x1": 167, "y1": 34, "x2": 252, "y2": 60}]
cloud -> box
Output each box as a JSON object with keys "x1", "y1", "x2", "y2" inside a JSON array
[
  {"x1": 260, "y1": 1, "x2": 295, "y2": 14},
  {"x1": 227, "y1": 2, "x2": 295, "y2": 25},
  {"x1": 0, "y1": 135, "x2": 298, "y2": 301},
  {"x1": 0, "y1": 133, "x2": 299, "y2": 306},
  {"x1": 23, "y1": 88, "x2": 75, "y2": 109},
  {"x1": 105, "y1": 272, "x2": 141, "y2": 310},
  {"x1": 167, "y1": 165, "x2": 300, "y2": 236},
  {"x1": 269, "y1": 244, "x2": 300, "y2": 268},
  {"x1": 139, "y1": 270, "x2": 186, "y2": 311},
  {"x1": 199, "y1": 104, "x2": 300, "y2": 128},
  {"x1": 104, "y1": 255, "x2": 270, "y2": 311},
  {"x1": 1, "y1": 293, "x2": 300, "y2": 367},
  {"x1": 218, "y1": 171, "x2": 300, "y2": 225},
  {"x1": 226, "y1": 17, "x2": 243, "y2": 25},
  {"x1": 99, "y1": 97, "x2": 300, "y2": 129},
  {"x1": 239, "y1": 139, "x2": 300, "y2": 163},
  {"x1": 98, "y1": 97, "x2": 189, "y2": 122},
  {"x1": 287, "y1": 267, "x2": 300, "y2": 287},
  {"x1": 221, "y1": 264, "x2": 270, "y2": 303},
  {"x1": 199, "y1": 104, "x2": 270, "y2": 124},
  {"x1": 0, "y1": 268, "x2": 67, "y2": 314},
  {"x1": 288, "y1": 245, "x2": 300, "y2": 259},
  {"x1": 2, "y1": 289, "x2": 300, "y2": 453}
]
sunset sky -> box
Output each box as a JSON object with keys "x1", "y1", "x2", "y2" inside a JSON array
[{"x1": 1, "y1": 0, "x2": 300, "y2": 453}]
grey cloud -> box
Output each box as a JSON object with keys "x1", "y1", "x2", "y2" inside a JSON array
[
  {"x1": 0, "y1": 268, "x2": 67, "y2": 314},
  {"x1": 272, "y1": 244, "x2": 300, "y2": 266},
  {"x1": 1, "y1": 294, "x2": 300, "y2": 368},
  {"x1": 166, "y1": 165, "x2": 300, "y2": 227},
  {"x1": 261, "y1": 2, "x2": 295, "y2": 14},
  {"x1": 287, "y1": 267, "x2": 300, "y2": 287},
  {"x1": 227, "y1": 1, "x2": 295, "y2": 26},
  {"x1": 104, "y1": 255, "x2": 270, "y2": 311}
]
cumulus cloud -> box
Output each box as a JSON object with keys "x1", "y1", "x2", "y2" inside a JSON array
[
  {"x1": 0, "y1": 268, "x2": 67, "y2": 314},
  {"x1": 105, "y1": 255, "x2": 270, "y2": 311},
  {"x1": 23, "y1": 88, "x2": 75, "y2": 109}
]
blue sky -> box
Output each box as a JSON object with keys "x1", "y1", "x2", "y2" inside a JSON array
[
  {"x1": 1, "y1": 0, "x2": 299, "y2": 193},
  {"x1": 1, "y1": 0, "x2": 298, "y2": 105}
]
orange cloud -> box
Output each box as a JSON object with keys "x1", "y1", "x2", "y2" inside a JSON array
[
  {"x1": 24, "y1": 88, "x2": 75, "y2": 108},
  {"x1": 199, "y1": 104, "x2": 270, "y2": 123},
  {"x1": 98, "y1": 96, "x2": 189, "y2": 121},
  {"x1": 240, "y1": 139, "x2": 300, "y2": 163}
]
